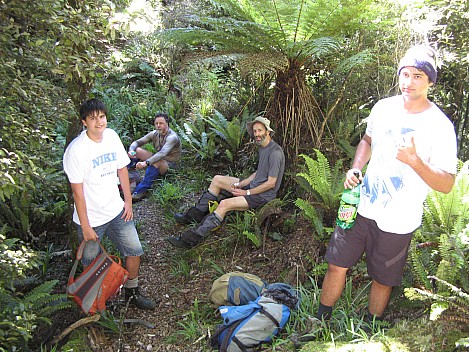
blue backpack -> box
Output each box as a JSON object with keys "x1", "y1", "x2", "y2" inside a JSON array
[{"x1": 210, "y1": 284, "x2": 299, "y2": 352}]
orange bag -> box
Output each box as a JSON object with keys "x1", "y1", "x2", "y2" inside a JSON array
[{"x1": 67, "y1": 241, "x2": 129, "y2": 315}]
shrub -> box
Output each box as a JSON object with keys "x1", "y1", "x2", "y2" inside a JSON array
[{"x1": 0, "y1": 233, "x2": 72, "y2": 351}]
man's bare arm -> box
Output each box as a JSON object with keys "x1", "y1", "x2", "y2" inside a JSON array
[
  {"x1": 70, "y1": 183, "x2": 98, "y2": 241},
  {"x1": 397, "y1": 136, "x2": 455, "y2": 193}
]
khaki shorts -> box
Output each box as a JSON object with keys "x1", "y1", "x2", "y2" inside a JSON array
[{"x1": 325, "y1": 214, "x2": 413, "y2": 286}]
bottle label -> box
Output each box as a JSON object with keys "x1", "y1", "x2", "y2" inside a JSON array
[{"x1": 337, "y1": 204, "x2": 357, "y2": 221}]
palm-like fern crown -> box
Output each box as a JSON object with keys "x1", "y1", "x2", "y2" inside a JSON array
[{"x1": 164, "y1": 0, "x2": 377, "y2": 72}]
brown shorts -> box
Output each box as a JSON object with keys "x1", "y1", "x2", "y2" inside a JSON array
[{"x1": 325, "y1": 214, "x2": 413, "y2": 286}]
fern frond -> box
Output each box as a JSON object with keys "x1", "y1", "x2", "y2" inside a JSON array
[
  {"x1": 301, "y1": 37, "x2": 342, "y2": 59},
  {"x1": 295, "y1": 198, "x2": 324, "y2": 239},
  {"x1": 408, "y1": 241, "x2": 433, "y2": 289},
  {"x1": 423, "y1": 160, "x2": 469, "y2": 236},
  {"x1": 417, "y1": 161, "x2": 469, "y2": 291},
  {"x1": 296, "y1": 151, "x2": 343, "y2": 209},
  {"x1": 21, "y1": 280, "x2": 73, "y2": 320},
  {"x1": 23, "y1": 280, "x2": 58, "y2": 302},
  {"x1": 333, "y1": 50, "x2": 374, "y2": 74},
  {"x1": 37, "y1": 298, "x2": 73, "y2": 317},
  {"x1": 242, "y1": 230, "x2": 261, "y2": 247}
]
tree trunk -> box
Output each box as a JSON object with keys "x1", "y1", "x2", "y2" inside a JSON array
[
  {"x1": 64, "y1": 77, "x2": 92, "y2": 246},
  {"x1": 265, "y1": 59, "x2": 322, "y2": 166}
]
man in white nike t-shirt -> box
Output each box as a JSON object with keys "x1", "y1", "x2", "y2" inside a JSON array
[{"x1": 63, "y1": 99, "x2": 156, "y2": 310}]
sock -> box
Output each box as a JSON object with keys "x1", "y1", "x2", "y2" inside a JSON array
[
  {"x1": 317, "y1": 303, "x2": 333, "y2": 321},
  {"x1": 213, "y1": 211, "x2": 223, "y2": 222},
  {"x1": 367, "y1": 311, "x2": 383, "y2": 323},
  {"x1": 125, "y1": 277, "x2": 138, "y2": 289}
]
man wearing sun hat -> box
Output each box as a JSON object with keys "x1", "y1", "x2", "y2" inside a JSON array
[
  {"x1": 315, "y1": 45, "x2": 458, "y2": 332},
  {"x1": 166, "y1": 115, "x2": 285, "y2": 248}
]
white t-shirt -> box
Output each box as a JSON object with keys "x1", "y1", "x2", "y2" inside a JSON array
[
  {"x1": 358, "y1": 95, "x2": 458, "y2": 234},
  {"x1": 63, "y1": 128, "x2": 130, "y2": 227}
]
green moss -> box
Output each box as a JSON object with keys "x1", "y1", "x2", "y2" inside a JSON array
[
  {"x1": 60, "y1": 328, "x2": 92, "y2": 352},
  {"x1": 299, "y1": 317, "x2": 467, "y2": 352},
  {"x1": 385, "y1": 317, "x2": 467, "y2": 352},
  {"x1": 300, "y1": 340, "x2": 409, "y2": 352}
]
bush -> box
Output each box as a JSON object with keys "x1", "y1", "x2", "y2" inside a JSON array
[{"x1": 0, "y1": 233, "x2": 72, "y2": 351}]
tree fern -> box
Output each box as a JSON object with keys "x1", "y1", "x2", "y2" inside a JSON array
[{"x1": 160, "y1": 0, "x2": 383, "y2": 159}]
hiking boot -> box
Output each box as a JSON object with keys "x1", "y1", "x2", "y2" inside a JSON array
[
  {"x1": 132, "y1": 191, "x2": 147, "y2": 202},
  {"x1": 174, "y1": 207, "x2": 208, "y2": 225},
  {"x1": 174, "y1": 213, "x2": 192, "y2": 225},
  {"x1": 125, "y1": 287, "x2": 157, "y2": 310},
  {"x1": 165, "y1": 235, "x2": 195, "y2": 249},
  {"x1": 127, "y1": 158, "x2": 139, "y2": 169}
]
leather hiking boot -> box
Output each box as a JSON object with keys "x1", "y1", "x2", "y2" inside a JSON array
[
  {"x1": 174, "y1": 213, "x2": 191, "y2": 225},
  {"x1": 125, "y1": 287, "x2": 156, "y2": 310},
  {"x1": 132, "y1": 191, "x2": 147, "y2": 202},
  {"x1": 165, "y1": 235, "x2": 195, "y2": 249}
]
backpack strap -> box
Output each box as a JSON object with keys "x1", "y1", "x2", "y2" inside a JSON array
[
  {"x1": 260, "y1": 306, "x2": 280, "y2": 327},
  {"x1": 219, "y1": 319, "x2": 244, "y2": 352},
  {"x1": 76, "y1": 240, "x2": 108, "y2": 260},
  {"x1": 232, "y1": 336, "x2": 250, "y2": 352}
]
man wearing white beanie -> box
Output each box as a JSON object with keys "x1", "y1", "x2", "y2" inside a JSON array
[{"x1": 316, "y1": 45, "x2": 458, "y2": 331}]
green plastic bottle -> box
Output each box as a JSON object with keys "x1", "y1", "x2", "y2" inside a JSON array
[{"x1": 336, "y1": 172, "x2": 361, "y2": 229}]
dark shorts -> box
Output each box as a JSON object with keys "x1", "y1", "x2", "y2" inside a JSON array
[
  {"x1": 325, "y1": 214, "x2": 413, "y2": 286},
  {"x1": 242, "y1": 186, "x2": 270, "y2": 209}
]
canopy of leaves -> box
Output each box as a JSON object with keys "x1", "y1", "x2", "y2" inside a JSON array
[{"x1": 164, "y1": 0, "x2": 384, "y2": 73}]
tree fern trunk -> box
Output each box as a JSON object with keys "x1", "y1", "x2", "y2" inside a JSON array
[{"x1": 265, "y1": 59, "x2": 321, "y2": 165}]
